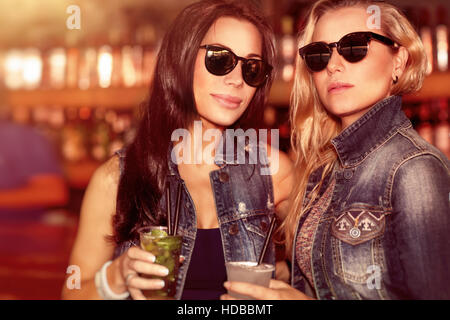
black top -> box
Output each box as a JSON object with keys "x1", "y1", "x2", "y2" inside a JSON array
[{"x1": 181, "y1": 228, "x2": 227, "y2": 300}]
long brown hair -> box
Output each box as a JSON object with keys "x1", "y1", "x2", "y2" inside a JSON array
[
  {"x1": 283, "y1": 0, "x2": 427, "y2": 255},
  {"x1": 112, "y1": 0, "x2": 276, "y2": 245}
]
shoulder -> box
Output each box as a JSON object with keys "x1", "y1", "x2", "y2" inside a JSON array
[
  {"x1": 82, "y1": 154, "x2": 121, "y2": 214},
  {"x1": 264, "y1": 143, "x2": 294, "y2": 210},
  {"x1": 394, "y1": 153, "x2": 449, "y2": 184},
  {"x1": 264, "y1": 143, "x2": 294, "y2": 183},
  {"x1": 90, "y1": 154, "x2": 121, "y2": 194},
  {"x1": 391, "y1": 153, "x2": 449, "y2": 208}
]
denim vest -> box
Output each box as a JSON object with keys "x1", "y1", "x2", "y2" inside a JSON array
[
  {"x1": 291, "y1": 95, "x2": 450, "y2": 300},
  {"x1": 113, "y1": 133, "x2": 276, "y2": 299}
]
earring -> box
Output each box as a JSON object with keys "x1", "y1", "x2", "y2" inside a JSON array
[{"x1": 393, "y1": 75, "x2": 398, "y2": 84}]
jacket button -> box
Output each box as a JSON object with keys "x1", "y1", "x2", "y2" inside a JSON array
[
  {"x1": 344, "y1": 169, "x2": 353, "y2": 179},
  {"x1": 228, "y1": 224, "x2": 239, "y2": 235},
  {"x1": 260, "y1": 221, "x2": 268, "y2": 232},
  {"x1": 219, "y1": 172, "x2": 229, "y2": 182}
]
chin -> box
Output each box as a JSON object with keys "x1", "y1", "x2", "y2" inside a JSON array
[{"x1": 205, "y1": 110, "x2": 245, "y2": 128}]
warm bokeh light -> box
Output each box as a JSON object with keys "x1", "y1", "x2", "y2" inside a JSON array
[
  {"x1": 78, "y1": 47, "x2": 96, "y2": 90},
  {"x1": 436, "y1": 25, "x2": 448, "y2": 72},
  {"x1": 23, "y1": 48, "x2": 42, "y2": 89},
  {"x1": 122, "y1": 45, "x2": 142, "y2": 87},
  {"x1": 97, "y1": 45, "x2": 113, "y2": 88},
  {"x1": 4, "y1": 49, "x2": 24, "y2": 89},
  {"x1": 49, "y1": 47, "x2": 67, "y2": 89},
  {"x1": 421, "y1": 27, "x2": 434, "y2": 75}
]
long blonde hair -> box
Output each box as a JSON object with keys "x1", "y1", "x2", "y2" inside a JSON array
[{"x1": 283, "y1": 0, "x2": 427, "y2": 255}]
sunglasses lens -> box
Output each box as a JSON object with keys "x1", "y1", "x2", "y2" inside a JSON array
[
  {"x1": 242, "y1": 60, "x2": 268, "y2": 87},
  {"x1": 303, "y1": 43, "x2": 331, "y2": 72},
  {"x1": 205, "y1": 48, "x2": 236, "y2": 75},
  {"x1": 339, "y1": 33, "x2": 368, "y2": 63}
]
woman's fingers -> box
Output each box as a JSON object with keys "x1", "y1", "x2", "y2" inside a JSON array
[
  {"x1": 127, "y1": 275, "x2": 166, "y2": 291},
  {"x1": 269, "y1": 279, "x2": 291, "y2": 289},
  {"x1": 121, "y1": 246, "x2": 169, "y2": 300},
  {"x1": 223, "y1": 281, "x2": 277, "y2": 300},
  {"x1": 220, "y1": 293, "x2": 237, "y2": 300},
  {"x1": 128, "y1": 259, "x2": 169, "y2": 277},
  {"x1": 127, "y1": 246, "x2": 156, "y2": 263},
  {"x1": 128, "y1": 287, "x2": 147, "y2": 300}
]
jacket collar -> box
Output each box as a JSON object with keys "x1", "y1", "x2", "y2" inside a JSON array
[{"x1": 331, "y1": 95, "x2": 410, "y2": 168}]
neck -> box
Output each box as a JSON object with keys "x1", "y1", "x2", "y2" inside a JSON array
[{"x1": 176, "y1": 119, "x2": 225, "y2": 166}]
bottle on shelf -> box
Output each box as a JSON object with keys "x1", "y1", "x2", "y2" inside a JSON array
[
  {"x1": 4, "y1": 49, "x2": 24, "y2": 90},
  {"x1": 48, "y1": 47, "x2": 67, "y2": 90},
  {"x1": 416, "y1": 101, "x2": 434, "y2": 145},
  {"x1": 279, "y1": 15, "x2": 296, "y2": 82},
  {"x1": 91, "y1": 107, "x2": 111, "y2": 161},
  {"x1": 419, "y1": 8, "x2": 434, "y2": 75},
  {"x1": 66, "y1": 34, "x2": 80, "y2": 89},
  {"x1": 436, "y1": 6, "x2": 448, "y2": 72},
  {"x1": 78, "y1": 47, "x2": 97, "y2": 90},
  {"x1": 22, "y1": 48, "x2": 42, "y2": 90},
  {"x1": 434, "y1": 98, "x2": 450, "y2": 158},
  {"x1": 97, "y1": 45, "x2": 113, "y2": 88}
]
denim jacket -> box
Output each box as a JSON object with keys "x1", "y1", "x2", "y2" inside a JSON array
[
  {"x1": 291, "y1": 95, "x2": 450, "y2": 300},
  {"x1": 113, "y1": 133, "x2": 276, "y2": 299}
]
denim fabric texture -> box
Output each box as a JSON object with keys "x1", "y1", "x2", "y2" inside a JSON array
[
  {"x1": 291, "y1": 95, "x2": 450, "y2": 300},
  {"x1": 113, "y1": 133, "x2": 276, "y2": 299}
]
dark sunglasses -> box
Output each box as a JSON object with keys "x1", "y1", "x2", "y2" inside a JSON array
[
  {"x1": 199, "y1": 45, "x2": 272, "y2": 87},
  {"x1": 299, "y1": 31, "x2": 398, "y2": 72}
]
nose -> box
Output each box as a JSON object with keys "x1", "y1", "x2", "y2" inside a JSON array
[
  {"x1": 326, "y1": 47, "x2": 344, "y2": 74},
  {"x1": 224, "y1": 61, "x2": 244, "y2": 87}
]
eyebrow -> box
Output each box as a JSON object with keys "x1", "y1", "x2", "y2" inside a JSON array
[{"x1": 207, "y1": 42, "x2": 262, "y2": 59}]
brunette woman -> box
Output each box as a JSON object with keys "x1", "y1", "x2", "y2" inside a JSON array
[{"x1": 62, "y1": 0, "x2": 293, "y2": 300}]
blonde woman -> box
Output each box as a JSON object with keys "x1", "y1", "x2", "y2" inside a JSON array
[{"x1": 222, "y1": 0, "x2": 450, "y2": 300}]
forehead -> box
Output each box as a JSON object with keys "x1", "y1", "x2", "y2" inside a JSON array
[
  {"x1": 202, "y1": 16, "x2": 262, "y2": 56},
  {"x1": 312, "y1": 7, "x2": 373, "y2": 42}
]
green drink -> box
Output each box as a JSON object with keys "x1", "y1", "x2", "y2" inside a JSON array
[{"x1": 138, "y1": 226, "x2": 182, "y2": 299}]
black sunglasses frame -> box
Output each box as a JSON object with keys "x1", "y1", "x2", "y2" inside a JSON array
[
  {"x1": 200, "y1": 45, "x2": 272, "y2": 87},
  {"x1": 298, "y1": 32, "x2": 398, "y2": 72}
]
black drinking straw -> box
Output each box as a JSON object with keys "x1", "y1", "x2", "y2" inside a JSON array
[
  {"x1": 165, "y1": 183, "x2": 172, "y2": 235},
  {"x1": 258, "y1": 216, "x2": 277, "y2": 265},
  {"x1": 173, "y1": 184, "x2": 182, "y2": 235}
]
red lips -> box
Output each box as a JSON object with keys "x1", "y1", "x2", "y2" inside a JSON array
[
  {"x1": 327, "y1": 82, "x2": 354, "y2": 93},
  {"x1": 211, "y1": 94, "x2": 243, "y2": 109}
]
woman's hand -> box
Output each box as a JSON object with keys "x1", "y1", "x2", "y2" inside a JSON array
[
  {"x1": 109, "y1": 246, "x2": 169, "y2": 300},
  {"x1": 221, "y1": 279, "x2": 314, "y2": 300}
]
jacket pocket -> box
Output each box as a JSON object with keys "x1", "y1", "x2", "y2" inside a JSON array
[
  {"x1": 329, "y1": 204, "x2": 391, "y2": 290},
  {"x1": 331, "y1": 205, "x2": 391, "y2": 246}
]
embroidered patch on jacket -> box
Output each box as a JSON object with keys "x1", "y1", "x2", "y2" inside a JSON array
[{"x1": 331, "y1": 209, "x2": 389, "y2": 245}]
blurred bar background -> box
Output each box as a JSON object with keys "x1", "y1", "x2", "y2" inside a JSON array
[{"x1": 0, "y1": 0, "x2": 448, "y2": 299}]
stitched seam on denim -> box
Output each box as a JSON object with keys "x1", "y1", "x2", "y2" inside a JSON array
[
  {"x1": 320, "y1": 219, "x2": 338, "y2": 298},
  {"x1": 220, "y1": 211, "x2": 268, "y2": 224},
  {"x1": 386, "y1": 151, "x2": 450, "y2": 208},
  {"x1": 398, "y1": 130, "x2": 450, "y2": 170},
  {"x1": 396, "y1": 126, "x2": 423, "y2": 150},
  {"x1": 331, "y1": 236, "x2": 345, "y2": 280},
  {"x1": 177, "y1": 228, "x2": 196, "y2": 299},
  {"x1": 340, "y1": 122, "x2": 408, "y2": 168},
  {"x1": 258, "y1": 143, "x2": 275, "y2": 207},
  {"x1": 373, "y1": 238, "x2": 389, "y2": 300},
  {"x1": 243, "y1": 215, "x2": 273, "y2": 238},
  {"x1": 291, "y1": 206, "x2": 305, "y2": 287}
]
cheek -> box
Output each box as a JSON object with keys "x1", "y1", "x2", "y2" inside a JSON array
[
  {"x1": 245, "y1": 87, "x2": 257, "y2": 106},
  {"x1": 350, "y1": 53, "x2": 393, "y2": 99},
  {"x1": 312, "y1": 73, "x2": 328, "y2": 100},
  {"x1": 193, "y1": 57, "x2": 212, "y2": 112}
]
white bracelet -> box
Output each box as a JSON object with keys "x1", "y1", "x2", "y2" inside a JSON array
[{"x1": 95, "y1": 260, "x2": 130, "y2": 300}]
